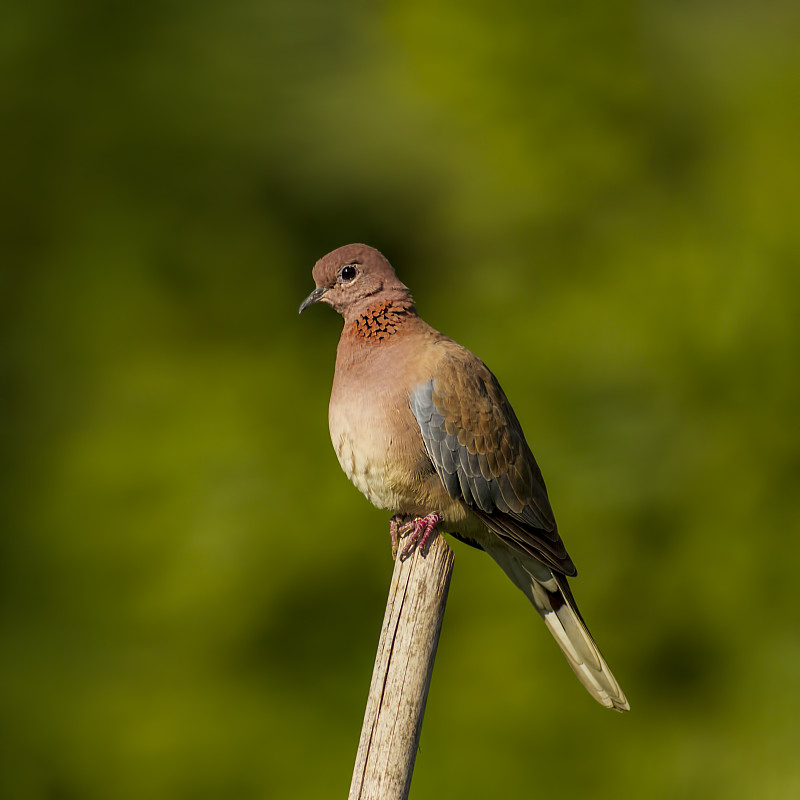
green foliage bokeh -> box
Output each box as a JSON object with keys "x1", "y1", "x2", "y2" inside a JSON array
[{"x1": 2, "y1": 1, "x2": 799, "y2": 798}]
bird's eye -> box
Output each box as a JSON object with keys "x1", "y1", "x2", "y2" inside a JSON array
[{"x1": 338, "y1": 263, "x2": 358, "y2": 283}]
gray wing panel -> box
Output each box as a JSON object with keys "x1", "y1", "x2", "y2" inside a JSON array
[{"x1": 410, "y1": 378, "x2": 511, "y2": 514}]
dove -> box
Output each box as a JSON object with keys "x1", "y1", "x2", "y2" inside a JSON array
[{"x1": 300, "y1": 243, "x2": 628, "y2": 711}]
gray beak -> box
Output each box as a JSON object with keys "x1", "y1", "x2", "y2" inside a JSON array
[{"x1": 299, "y1": 286, "x2": 330, "y2": 314}]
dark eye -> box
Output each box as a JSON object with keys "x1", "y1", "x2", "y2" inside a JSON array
[{"x1": 338, "y1": 263, "x2": 358, "y2": 282}]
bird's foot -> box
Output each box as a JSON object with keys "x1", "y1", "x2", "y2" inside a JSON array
[{"x1": 391, "y1": 512, "x2": 442, "y2": 560}]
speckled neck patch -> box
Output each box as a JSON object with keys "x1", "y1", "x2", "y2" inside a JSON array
[{"x1": 349, "y1": 299, "x2": 416, "y2": 342}]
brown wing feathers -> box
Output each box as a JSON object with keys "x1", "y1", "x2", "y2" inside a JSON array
[{"x1": 410, "y1": 350, "x2": 577, "y2": 577}]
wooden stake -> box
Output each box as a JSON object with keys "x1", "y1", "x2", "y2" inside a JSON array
[{"x1": 348, "y1": 534, "x2": 455, "y2": 800}]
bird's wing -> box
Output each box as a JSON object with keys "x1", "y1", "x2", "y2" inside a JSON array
[{"x1": 409, "y1": 348, "x2": 576, "y2": 576}]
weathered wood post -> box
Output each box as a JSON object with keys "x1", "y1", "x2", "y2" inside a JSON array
[{"x1": 348, "y1": 534, "x2": 455, "y2": 800}]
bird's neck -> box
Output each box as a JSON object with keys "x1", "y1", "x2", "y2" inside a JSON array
[{"x1": 342, "y1": 298, "x2": 418, "y2": 345}]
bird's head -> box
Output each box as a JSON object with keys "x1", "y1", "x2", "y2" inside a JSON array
[{"x1": 299, "y1": 244, "x2": 413, "y2": 319}]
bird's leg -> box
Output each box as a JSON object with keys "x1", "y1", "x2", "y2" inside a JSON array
[
  {"x1": 397, "y1": 511, "x2": 442, "y2": 560},
  {"x1": 389, "y1": 515, "x2": 405, "y2": 559}
]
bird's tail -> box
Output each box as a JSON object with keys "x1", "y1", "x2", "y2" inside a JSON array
[{"x1": 486, "y1": 546, "x2": 629, "y2": 712}]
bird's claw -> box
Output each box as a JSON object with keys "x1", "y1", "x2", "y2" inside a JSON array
[{"x1": 389, "y1": 512, "x2": 442, "y2": 560}]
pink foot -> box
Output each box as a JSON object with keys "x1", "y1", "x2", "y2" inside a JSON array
[{"x1": 396, "y1": 512, "x2": 442, "y2": 560}]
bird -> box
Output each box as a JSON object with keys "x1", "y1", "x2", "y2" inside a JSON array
[{"x1": 299, "y1": 243, "x2": 629, "y2": 712}]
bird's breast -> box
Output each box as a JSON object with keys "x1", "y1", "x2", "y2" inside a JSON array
[
  {"x1": 328, "y1": 388, "x2": 408, "y2": 511},
  {"x1": 327, "y1": 331, "x2": 476, "y2": 528},
  {"x1": 327, "y1": 380, "x2": 481, "y2": 540},
  {"x1": 327, "y1": 339, "x2": 441, "y2": 515}
]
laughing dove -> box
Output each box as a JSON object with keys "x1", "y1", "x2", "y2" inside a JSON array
[{"x1": 300, "y1": 244, "x2": 629, "y2": 712}]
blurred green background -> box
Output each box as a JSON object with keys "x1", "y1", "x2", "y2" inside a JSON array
[{"x1": 2, "y1": 0, "x2": 799, "y2": 797}]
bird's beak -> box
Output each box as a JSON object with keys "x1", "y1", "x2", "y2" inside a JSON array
[{"x1": 299, "y1": 286, "x2": 329, "y2": 314}]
